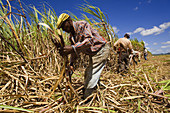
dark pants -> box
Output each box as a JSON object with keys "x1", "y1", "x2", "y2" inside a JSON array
[
  {"x1": 117, "y1": 52, "x2": 129, "y2": 73},
  {"x1": 132, "y1": 55, "x2": 138, "y2": 65},
  {"x1": 144, "y1": 54, "x2": 147, "y2": 60}
]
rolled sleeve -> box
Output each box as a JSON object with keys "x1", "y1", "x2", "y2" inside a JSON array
[{"x1": 74, "y1": 38, "x2": 92, "y2": 51}]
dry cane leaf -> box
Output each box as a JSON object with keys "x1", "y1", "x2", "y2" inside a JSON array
[{"x1": 120, "y1": 95, "x2": 144, "y2": 101}]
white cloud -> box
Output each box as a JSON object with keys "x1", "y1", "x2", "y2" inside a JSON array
[
  {"x1": 155, "y1": 49, "x2": 162, "y2": 53},
  {"x1": 162, "y1": 41, "x2": 170, "y2": 44},
  {"x1": 161, "y1": 41, "x2": 170, "y2": 49},
  {"x1": 144, "y1": 41, "x2": 149, "y2": 46},
  {"x1": 112, "y1": 26, "x2": 119, "y2": 33},
  {"x1": 141, "y1": 26, "x2": 162, "y2": 36},
  {"x1": 153, "y1": 42, "x2": 157, "y2": 45},
  {"x1": 134, "y1": 7, "x2": 138, "y2": 11},
  {"x1": 113, "y1": 26, "x2": 120, "y2": 33},
  {"x1": 166, "y1": 49, "x2": 170, "y2": 53},
  {"x1": 146, "y1": 47, "x2": 150, "y2": 50},
  {"x1": 147, "y1": 0, "x2": 152, "y2": 3},
  {"x1": 156, "y1": 49, "x2": 163, "y2": 52},
  {"x1": 161, "y1": 45, "x2": 170, "y2": 48},
  {"x1": 126, "y1": 32, "x2": 132, "y2": 35},
  {"x1": 132, "y1": 22, "x2": 170, "y2": 36},
  {"x1": 151, "y1": 49, "x2": 163, "y2": 54},
  {"x1": 133, "y1": 27, "x2": 145, "y2": 33},
  {"x1": 159, "y1": 22, "x2": 170, "y2": 29}
]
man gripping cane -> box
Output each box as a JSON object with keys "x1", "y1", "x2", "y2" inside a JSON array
[{"x1": 56, "y1": 13, "x2": 110, "y2": 99}]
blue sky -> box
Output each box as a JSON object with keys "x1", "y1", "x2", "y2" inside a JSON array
[{"x1": 9, "y1": 0, "x2": 170, "y2": 54}]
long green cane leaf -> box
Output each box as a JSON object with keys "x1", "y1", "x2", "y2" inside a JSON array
[{"x1": 0, "y1": 105, "x2": 34, "y2": 112}]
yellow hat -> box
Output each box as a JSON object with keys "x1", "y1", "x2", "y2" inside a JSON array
[{"x1": 57, "y1": 13, "x2": 70, "y2": 29}]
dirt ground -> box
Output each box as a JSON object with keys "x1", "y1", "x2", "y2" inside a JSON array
[
  {"x1": 70, "y1": 54, "x2": 170, "y2": 112},
  {"x1": 133, "y1": 54, "x2": 170, "y2": 80},
  {"x1": 0, "y1": 54, "x2": 169, "y2": 112}
]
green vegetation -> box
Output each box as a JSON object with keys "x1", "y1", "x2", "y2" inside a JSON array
[{"x1": 0, "y1": 105, "x2": 34, "y2": 112}]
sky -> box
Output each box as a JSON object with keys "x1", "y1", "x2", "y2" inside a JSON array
[{"x1": 7, "y1": 0, "x2": 170, "y2": 54}]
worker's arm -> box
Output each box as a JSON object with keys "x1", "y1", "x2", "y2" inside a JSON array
[
  {"x1": 128, "y1": 41, "x2": 133, "y2": 54},
  {"x1": 113, "y1": 41, "x2": 118, "y2": 51}
]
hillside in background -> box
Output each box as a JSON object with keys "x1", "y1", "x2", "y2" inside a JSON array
[{"x1": 153, "y1": 52, "x2": 170, "y2": 55}]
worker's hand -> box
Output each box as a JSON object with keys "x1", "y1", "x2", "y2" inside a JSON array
[
  {"x1": 69, "y1": 65, "x2": 74, "y2": 75},
  {"x1": 66, "y1": 65, "x2": 74, "y2": 77},
  {"x1": 59, "y1": 45, "x2": 73, "y2": 56}
]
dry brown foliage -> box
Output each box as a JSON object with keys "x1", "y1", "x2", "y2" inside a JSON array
[{"x1": 0, "y1": 51, "x2": 169, "y2": 112}]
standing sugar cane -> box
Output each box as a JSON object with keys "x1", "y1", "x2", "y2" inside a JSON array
[{"x1": 37, "y1": 23, "x2": 73, "y2": 99}]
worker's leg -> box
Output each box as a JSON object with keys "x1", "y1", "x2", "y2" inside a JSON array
[
  {"x1": 84, "y1": 44, "x2": 110, "y2": 99},
  {"x1": 117, "y1": 53, "x2": 124, "y2": 73},
  {"x1": 123, "y1": 52, "x2": 130, "y2": 72}
]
